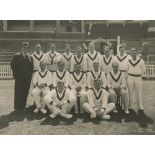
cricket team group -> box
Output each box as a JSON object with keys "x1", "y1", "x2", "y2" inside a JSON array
[{"x1": 11, "y1": 41, "x2": 152, "y2": 126}]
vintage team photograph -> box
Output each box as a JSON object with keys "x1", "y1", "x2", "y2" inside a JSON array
[{"x1": 0, "y1": 20, "x2": 154, "y2": 135}]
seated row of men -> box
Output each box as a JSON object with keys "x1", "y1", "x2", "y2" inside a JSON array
[{"x1": 31, "y1": 60, "x2": 128, "y2": 120}]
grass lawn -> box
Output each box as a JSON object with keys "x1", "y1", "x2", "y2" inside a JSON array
[{"x1": 0, "y1": 80, "x2": 155, "y2": 135}]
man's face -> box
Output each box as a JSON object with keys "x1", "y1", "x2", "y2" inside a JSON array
[
  {"x1": 119, "y1": 47, "x2": 124, "y2": 55},
  {"x1": 104, "y1": 46, "x2": 110, "y2": 56},
  {"x1": 57, "y1": 82, "x2": 64, "y2": 93},
  {"x1": 93, "y1": 63, "x2": 99, "y2": 72},
  {"x1": 50, "y1": 44, "x2": 56, "y2": 52},
  {"x1": 35, "y1": 44, "x2": 41, "y2": 52},
  {"x1": 74, "y1": 65, "x2": 81, "y2": 73},
  {"x1": 65, "y1": 44, "x2": 70, "y2": 52},
  {"x1": 76, "y1": 48, "x2": 82, "y2": 56},
  {"x1": 94, "y1": 81, "x2": 101, "y2": 90},
  {"x1": 131, "y1": 49, "x2": 137, "y2": 59},
  {"x1": 22, "y1": 47, "x2": 29, "y2": 54},
  {"x1": 110, "y1": 49, "x2": 114, "y2": 55},
  {"x1": 112, "y1": 65, "x2": 119, "y2": 73},
  {"x1": 89, "y1": 43, "x2": 95, "y2": 51},
  {"x1": 40, "y1": 62, "x2": 46, "y2": 71},
  {"x1": 58, "y1": 62, "x2": 64, "y2": 71}
]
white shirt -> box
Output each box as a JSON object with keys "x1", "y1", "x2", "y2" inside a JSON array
[
  {"x1": 70, "y1": 54, "x2": 87, "y2": 72},
  {"x1": 102, "y1": 55, "x2": 115, "y2": 75},
  {"x1": 127, "y1": 57, "x2": 146, "y2": 76},
  {"x1": 31, "y1": 51, "x2": 45, "y2": 71},
  {"x1": 107, "y1": 70, "x2": 126, "y2": 89},
  {"x1": 32, "y1": 70, "x2": 53, "y2": 87},
  {"x1": 84, "y1": 51, "x2": 101, "y2": 72},
  {"x1": 53, "y1": 70, "x2": 70, "y2": 88},
  {"x1": 87, "y1": 71, "x2": 106, "y2": 89},
  {"x1": 44, "y1": 51, "x2": 61, "y2": 71},
  {"x1": 115, "y1": 53, "x2": 131, "y2": 71},
  {"x1": 61, "y1": 52, "x2": 73, "y2": 72},
  {"x1": 69, "y1": 71, "x2": 86, "y2": 89},
  {"x1": 46, "y1": 88, "x2": 75, "y2": 106},
  {"x1": 86, "y1": 88, "x2": 108, "y2": 109}
]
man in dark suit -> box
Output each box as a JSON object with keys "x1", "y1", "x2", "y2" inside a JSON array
[{"x1": 11, "y1": 41, "x2": 33, "y2": 112}]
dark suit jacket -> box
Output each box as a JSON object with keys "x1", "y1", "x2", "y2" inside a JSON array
[{"x1": 11, "y1": 53, "x2": 33, "y2": 79}]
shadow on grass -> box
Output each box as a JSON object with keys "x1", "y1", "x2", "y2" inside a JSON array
[
  {"x1": 40, "y1": 115, "x2": 77, "y2": 126},
  {"x1": 0, "y1": 105, "x2": 47, "y2": 130}
]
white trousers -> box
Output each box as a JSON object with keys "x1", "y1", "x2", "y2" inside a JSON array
[
  {"x1": 127, "y1": 76, "x2": 143, "y2": 110},
  {"x1": 31, "y1": 87, "x2": 50, "y2": 109},
  {"x1": 109, "y1": 88, "x2": 129, "y2": 111},
  {"x1": 46, "y1": 100, "x2": 74, "y2": 114},
  {"x1": 83, "y1": 102, "x2": 115, "y2": 117},
  {"x1": 71, "y1": 89, "x2": 86, "y2": 113}
]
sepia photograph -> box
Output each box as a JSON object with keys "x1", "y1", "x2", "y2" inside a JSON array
[{"x1": 0, "y1": 20, "x2": 154, "y2": 135}]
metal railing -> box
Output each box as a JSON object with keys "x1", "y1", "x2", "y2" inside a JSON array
[{"x1": 0, "y1": 63, "x2": 155, "y2": 79}]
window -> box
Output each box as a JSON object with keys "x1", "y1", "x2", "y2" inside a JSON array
[
  {"x1": 33, "y1": 20, "x2": 56, "y2": 32},
  {"x1": 7, "y1": 20, "x2": 30, "y2": 31},
  {"x1": 60, "y1": 20, "x2": 82, "y2": 32}
]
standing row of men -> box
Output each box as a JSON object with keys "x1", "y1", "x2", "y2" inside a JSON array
[{"x1": 11, "y1": 41, "x2": 152, "y2": 125}]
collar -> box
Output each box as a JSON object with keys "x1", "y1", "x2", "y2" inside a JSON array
[
  {"x1": 33, "y1": 52, "x2": 43, "y2": 60},
  {"x1": 110, "y1": 71, "x2": 122, "y2": 83},
  {"x1": 92, "y1": 88, "x2": 103, "y2": 100},
  {"x1": 117, "y1": 53, "x2": 128, "y2": 62},
  {"x1": 129, "y1": 57, "x2": 141, "y2": 67},
  {"x1": 49, "y1": 52, "x2": 56, "y2": 59},
  {"x1": 72, "y1": 71, "x2": 84, "y2": 83},
  {"x1": 103, "y1": 55, "x2": 112, "y2": 65},
  {"x1": 74, "y1": 55, "x2": 83, "y2": 64},
  {"x1": 91, "y1": 71, "x2": 102, "y2": 79},
  {"x1": 38, "y1": 70, "x2": 48, "y2": 78},
  {"x1": 87, "y1": 51, "x2": 98, "y2": 61},
  {"x1": 56, "y1": 88, "x2": 66, "y2": 101},
  {"x1": 63, "y1": 52, "x2": 72, "y2": 61},
  {"x1": 56, "y1": 70, "x2": 66, "y2": 80}
]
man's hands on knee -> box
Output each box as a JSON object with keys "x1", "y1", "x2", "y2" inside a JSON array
[
  {"x1": 113, "y1": 86, "x2": 121, "y2": 96},
  {"x1": 38, "y1": 83, "x2": 47, "y2": 89}
]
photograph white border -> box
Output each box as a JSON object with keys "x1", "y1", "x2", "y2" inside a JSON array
[{"x1": 0, "y1": 0, "x2": 154, "y2": 154}]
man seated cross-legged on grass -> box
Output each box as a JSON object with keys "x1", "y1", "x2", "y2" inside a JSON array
[
  {"x1": 44, "y1": 81, "x2": 76, "y2": 119},
  {"x1": 83, "y1": 79, "x2": 115, "y2": 120}
]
